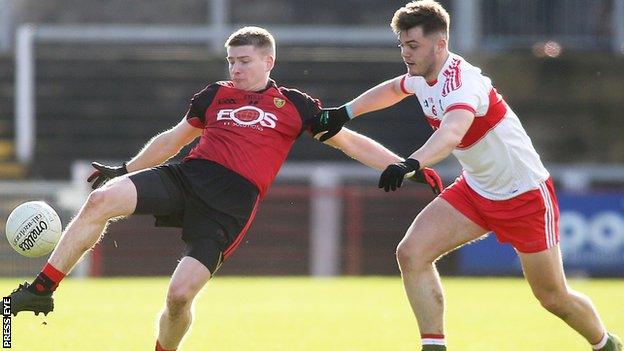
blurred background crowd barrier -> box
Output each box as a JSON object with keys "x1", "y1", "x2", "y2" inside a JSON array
[{"x1": 0, "y1": 0, "x2": 623, "y2": 278}]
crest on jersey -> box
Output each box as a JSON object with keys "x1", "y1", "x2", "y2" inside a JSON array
[
  {"x1": 441, "y1": 58, "x2": 462, "y2": 97},
  {"x1": 273, "y1": 97, "x2": 286, "y2": 108}
]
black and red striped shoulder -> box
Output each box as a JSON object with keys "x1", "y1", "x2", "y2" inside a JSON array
[
  {"x1": 185, "y1": 83, "x2": 226, "y2": 128},
  {"x1": 278, "y1": 86, "x2": 322, "y2": 135}
]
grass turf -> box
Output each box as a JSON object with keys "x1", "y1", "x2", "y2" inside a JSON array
[{"x1": 1, "y1": 277, "x2": 622, "y2": 350}]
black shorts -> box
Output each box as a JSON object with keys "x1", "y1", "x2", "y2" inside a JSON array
[{"x1": 129, "y1": 159, "x2": 260, "y2": 274}]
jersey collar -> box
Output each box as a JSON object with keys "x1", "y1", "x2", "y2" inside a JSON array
[
  {"x1": 254, "y1": 79, "x2": 278, "y2": 93},
  {"x1": 427, "y1": 52, "x2": 455, "y2": 86}
]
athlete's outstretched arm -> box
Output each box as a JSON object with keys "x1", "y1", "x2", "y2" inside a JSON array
[
  {"x1": 372, "y1": 110, "x2": 472, "y2": 193},
  {"x1": 312, "y1": 76, "x2": 410, "y2": 142},
  {"x1": 408, "y1": 109, "x2": 474, "y2": 167},
  {"x1": 348, "y1": 76, "x2": 411, "y2": 117},
  {"x1": 323, "y1": 127, "x2": 403, "y2": 170},
  {"x1": 126, "y1": 118, "x2": 203, "y2": 172}
]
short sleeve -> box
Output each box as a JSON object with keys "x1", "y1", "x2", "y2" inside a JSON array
[
  {"x1": 441, "y1": 70, "x2": 489, "y2": 116},
  {"x1": 280, "y1": 88, "x2": 322, "y2": 136},
  {"x1": 185, "y1": 84, "x2": 220, "y2": 128},
  {"x1": 401, "y1": 74, "x2": 418, "y2": 94}
]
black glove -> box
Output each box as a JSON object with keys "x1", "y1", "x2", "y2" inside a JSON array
[
  {"x1": 312, "y1": 105, "x2": 351, "y2": 142},
  {"x1": 86, "y1": 162, "x2": 128, "y2": 189},
  {"x1": 378, "y1": 158, "x2": 421, "y2": 192}
]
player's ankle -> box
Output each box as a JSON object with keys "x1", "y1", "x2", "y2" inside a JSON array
[
  {"x1": 155, "y1": 340, "x2": 176, "y2": 351},
  {"x1": 28, "y1": 263, "x2": 65, "y2": 295},
  {"x1": 592, "y1": 332, "x2": 622, "y2": 351},
  {"x1": 422, "y1": 345, "x2": 446, "y2": 351},
  {"x1": 592, "y1": 332, "x2": 609, "y2": 350},
  {"x1": 422, "y1": 334, "x2": 446, "y2": 351}
]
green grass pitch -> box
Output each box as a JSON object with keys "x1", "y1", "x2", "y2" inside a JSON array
[{"x1": 2, "y1": 277, "x2": 622, "y2": 350}]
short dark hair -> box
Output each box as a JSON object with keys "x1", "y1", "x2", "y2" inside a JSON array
[
  {"x1": 391, "y1": 1, "x2": 450, "y2": 36},
  {"x1": 225, "y1": 26, "x2": 276, "y2": 56}
]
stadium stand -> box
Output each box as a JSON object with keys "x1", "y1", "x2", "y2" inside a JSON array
[
  {"x1": 0, "y1": 56, "x2": 23, "y2": 178},
  {"x1": 4, "y1": 45, "x2": 621, "y2": 179}
]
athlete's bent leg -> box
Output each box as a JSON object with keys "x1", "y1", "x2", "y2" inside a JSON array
[
  {"x1": 157, "y1": 256, "x2": 212, "y2": 350},
  {"x1": 396, "y1": 197, "x2": 487, "y2": 344},
  {"x1": 518, "y1": 245, "x2": 608, "y2": 346},
  {"x1": 7, "y1": 176, "x2": 138, "y2": 316},
  {"x1": 49, "y1": 176, "x2": 138, "y2": 274}
]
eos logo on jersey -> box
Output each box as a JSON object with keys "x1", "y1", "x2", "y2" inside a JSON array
[{"x1": 217, "y1": 106, "x2": 277, "y2": 129}]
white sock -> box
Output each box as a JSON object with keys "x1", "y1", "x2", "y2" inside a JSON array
[{"x1": 592, "y1": 332, "x2": 609, "y2": 350}]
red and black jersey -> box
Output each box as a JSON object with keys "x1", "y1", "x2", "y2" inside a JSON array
[{"x1": 183, "y1": 79, "x2": 321, "y2": 196}]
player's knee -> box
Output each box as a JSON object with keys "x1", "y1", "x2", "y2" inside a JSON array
[
  {"x1": 396, "y1": 241, "x2": 428, "y2": 272},
  {"x1": 166, "y1": 285, "x2": 196, "y2": 313},
  {"x1": 534, "y1": 289, "x2": 570, "y2": 316},
  {"x1": 84, "y1": 190, "x2": 110, "y2": 218},
  {"x1": 84, "y1": 188, "x2": 120, "y2": 220}
]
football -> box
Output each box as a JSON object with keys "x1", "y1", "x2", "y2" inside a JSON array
[{"x1": 5, "y1": 201, "x2": 63, "y2": 258}]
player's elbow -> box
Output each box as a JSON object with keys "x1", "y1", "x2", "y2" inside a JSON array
[
  {"x1": 440, "y1": 128, "x2": 464, "y2": 149},
  {"x1": 448, "y1": 133, "x2": 463, "y2": 148}
]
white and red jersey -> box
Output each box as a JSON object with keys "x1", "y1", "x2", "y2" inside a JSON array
[{"x1": 400, "y1": 53, "x2": 549, "y2": 200}]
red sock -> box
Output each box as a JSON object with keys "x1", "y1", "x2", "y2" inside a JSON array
[
  {"x1": 42, "y1": 263, "x2": 65, "y2": 285},
  {"x1": 155, "y1": 340, "x2": 176, "y2": 351},
  {"x1": 29, "y1": 262, "x2": 65, "y2": 295}
]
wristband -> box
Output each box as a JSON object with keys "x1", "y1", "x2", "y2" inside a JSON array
[{"x1": 344, "y1": 104, "x2": 355, "y2": 119}]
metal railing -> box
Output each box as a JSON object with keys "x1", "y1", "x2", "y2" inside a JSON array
[{"x1": 2, "y1": 161, "x2": 619, "y2": 278}]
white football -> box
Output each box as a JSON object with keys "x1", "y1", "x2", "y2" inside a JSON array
[{"x1": 5, "y1": 201, "x2": 62, "y2": 258}]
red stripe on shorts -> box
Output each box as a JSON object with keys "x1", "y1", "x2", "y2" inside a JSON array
[
  {"x1": 538, "y1": 181, "x2": 557, "y2": 249},
  {"x1": 223, "y1": 194, "x2": 261, "y2": 259}
]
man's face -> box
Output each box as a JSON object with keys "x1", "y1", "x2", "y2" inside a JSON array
[
  {"x1": 226, "y1": 45, "x2": 273, "y2": 91},
  {"x1": 398, "y1": 26, "x2": 440, "y2": 78}
]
